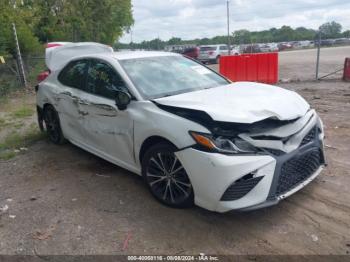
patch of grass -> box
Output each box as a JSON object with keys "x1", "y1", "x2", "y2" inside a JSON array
[
  {"x1": 11, "y1": 106, "x2": 34, "y2": 118},
  {"x1": 12, "y1": 121, "x2": 24, "y2": 129},
  {"x1": 0, "y1": 150, "x2": 17, "y2": 160},
  {"x1": 0, "y1": 125, "x2": 46, "y2": 154},
  {"x1": 0, "y1": 118, "x2": 12, "y2": 131}
]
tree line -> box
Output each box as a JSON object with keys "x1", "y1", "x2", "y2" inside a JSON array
[
  {"x1": 0, "y1": 0, "x2": 133, "y2": 56},
  {"x1": 116, "y1": 21, "x2": 350, "y2": 50},
  {"x1": 1, "y1": 1, "x2": 348, "y2": 56}
]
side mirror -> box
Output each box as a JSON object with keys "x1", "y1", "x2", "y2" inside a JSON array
[{"x1": 115, "y1": 91, "x2": 131, "y2": 111}]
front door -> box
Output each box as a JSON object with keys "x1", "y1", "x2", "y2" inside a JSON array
[{"x1": 78, "y1": 59, "x2": 135, "y2": 168}]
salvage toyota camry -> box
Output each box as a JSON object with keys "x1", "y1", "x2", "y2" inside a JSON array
[{"x1": 36, "y1": 43, "x2": 326, "y2": 212}]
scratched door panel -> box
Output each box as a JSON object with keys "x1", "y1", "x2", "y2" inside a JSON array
[
  {"x1": 55, "y1": 87, "x2": 86, "y2": 143},
  {"x1": 78, "y1": 92, "x2": 135, "y2": 166}
]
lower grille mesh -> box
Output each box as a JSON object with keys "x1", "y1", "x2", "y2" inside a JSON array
[
  {"x1": 275, "y1": 149, "x2": 322, "y2": 196},
  {"x1": 300, "y1": 127, "x2": 316, "y2": 146},
  {"x1": 221, "y1": 176, "x2": 263, "y2": 201}
]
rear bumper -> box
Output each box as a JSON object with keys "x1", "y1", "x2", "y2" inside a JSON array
[
  {"x1": 198, "y1": 58, "x2": 216, "y2": 63},
  {"x1": 176, "y1": 127, "x2": 325, "y2": 213},
  {"x1": 198, "y1": 55, "x2": 216, "y2": 62}
]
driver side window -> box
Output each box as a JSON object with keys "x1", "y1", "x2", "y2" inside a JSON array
[{"x1": 87, "y1": 60, "x2": 128, "y2": 99}]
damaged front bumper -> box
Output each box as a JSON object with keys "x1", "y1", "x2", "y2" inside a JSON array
[{"x1": 176, "y1": 112, "x2": 326, "y2": 213}]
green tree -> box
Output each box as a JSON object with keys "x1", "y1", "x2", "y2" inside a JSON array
[
  {"x1": 33, "y1": 0, "x2": 133, "y2": 44},
  {"x1": 294, "y1": 27, "x2": 316, "y2": 40},
  {"x1": 233, "y1": 30, "x2": 251, "y2": 44},
  {"x1": 319, "y1": 21, "x2": 342, "y2": 38},
  {"x1": 168, "y1": 37, "x2": 182, "y2": 45},
  {"x1": 343, "y1": 30, "x2": 350, "y2": 38},
  {"x1": 0, "y1": 0, "x2": 42, "y2": 56}
]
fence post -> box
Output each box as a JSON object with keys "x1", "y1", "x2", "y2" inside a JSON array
[
  {"x1": 315, "y1": 32, "x2": 321, "y2": 80},
  {"x1": 12, "y1": 23, "x2": 27, "y2": 88}
]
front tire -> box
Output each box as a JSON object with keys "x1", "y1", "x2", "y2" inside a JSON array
[
  {"x1": 43, "y1": 105, "x2": 66, "y2": 144},
  {"x1": 142, "y1": 142, "x2": 194, "y2": 208}
]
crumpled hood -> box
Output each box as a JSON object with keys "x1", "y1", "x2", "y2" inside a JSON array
[{"x1": 154, "y1": 82, "x2": 310, "y2": 124}]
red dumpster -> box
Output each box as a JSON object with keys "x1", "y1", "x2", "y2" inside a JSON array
[
  {"x1": 219, "y1": 53, "x2": 279, "y2": 84},
  {"x1": 343, "y1": 58, "x2": 350, "y2": 81}
]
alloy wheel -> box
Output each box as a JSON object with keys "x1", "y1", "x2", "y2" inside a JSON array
[{"x1": 145, "y1": 151, "x2": 192, "y2": 206}]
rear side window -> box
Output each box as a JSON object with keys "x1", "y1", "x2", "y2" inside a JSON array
[
  {"x1": 220, "y1": 46, "x2": 228, "y2": 50},
  {"x1": 86, "y1": 60, "x2": 128, "y2": 99},
  {"x1": 58, "y1": 60, "x2": 88, "y2": 89}
]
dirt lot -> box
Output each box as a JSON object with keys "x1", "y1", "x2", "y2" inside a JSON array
[
  {"x1": 209, "y1": 45, "x2": 350, "y2": 81},
  {"x1": 1, "y1": 56, "x2": 350, "y2": 256}
]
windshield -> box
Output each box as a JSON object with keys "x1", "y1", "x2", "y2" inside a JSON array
[{"x1": 119, "y1": 56, "x2": 229, "y2": 99}]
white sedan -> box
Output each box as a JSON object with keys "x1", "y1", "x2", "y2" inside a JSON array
[{"x1": 36, "y1": 43, "x2": 326, "y2": 212}]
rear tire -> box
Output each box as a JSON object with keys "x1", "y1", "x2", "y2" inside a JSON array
[
  {"x1": 216, "y1": 55, "x2": 221, "y2": 64},
  {"x1": 43, "y1": 105, "x2": 66, "y2": 145},
  {"x1": 142, "y1": 142, "x2": 194, "y2": 208}
]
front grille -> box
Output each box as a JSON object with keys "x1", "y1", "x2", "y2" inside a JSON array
[
  {"x1": 275, "y1": 149, "x2": 322, "y2": 196},
  {"x1": 300, "y1": 127, "x2": 316, "y2": 146},
  {"x1": 221, "y1": 176, "x2": 263, "y2": 201}
]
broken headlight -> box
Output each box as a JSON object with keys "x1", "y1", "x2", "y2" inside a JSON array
[{"x1": 189, "y1": 131, "x2": 257, "y2": 154}]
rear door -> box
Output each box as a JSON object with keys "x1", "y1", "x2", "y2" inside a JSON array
[{"x1": 56, "y1": 59, "x2": 88, "y2": 143}]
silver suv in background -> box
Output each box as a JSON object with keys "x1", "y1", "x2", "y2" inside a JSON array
[{"x1": 199, "y1": 44, "x2": 238, "y2": 64}]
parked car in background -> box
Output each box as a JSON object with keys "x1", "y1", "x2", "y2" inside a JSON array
[
  {"x1": 36, "y1": 42, "x2": 326, "y2": 212},
  {"x1": 230, "y1": 46, "x2": 240, "y2": 55},
  {"x1": 278, "y1": 42, "x2": 292, "y2": 51},
  {"x1": 315, "y1": 39, "x2": 336, "y2": 47},
  {"x1": 242, "y1": 44, "x2": 261, "y2": 53},
  {"x1": 259, "y1": 44, "x2": 271, "y2": 53},
  {"x1": 269, "y1": 43, "x2": 279, "y2": 52},
  {"x1": 294, "y1": 40, "x2": 313, "y2": 49},
  {"x1": 182, "y1": 46, "x2": 200, "y2": 60},
  {"x1": 198, "y1": 44, "x2": 229, "y2": 64},
  {"x1": 334, "y1": 38, "x2": 350, "y2": 46}
]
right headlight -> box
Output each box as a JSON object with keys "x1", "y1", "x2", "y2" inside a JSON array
[{"x1": 189, "y1": 131, "x2": 257, "y2": 154}]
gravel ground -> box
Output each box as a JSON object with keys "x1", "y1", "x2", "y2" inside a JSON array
[
  {"x1": 0, "y1": 51, "x2": 350, "y2": 256},
  {"x1": 209, "y1": 45, "x2": 350, "y2": 81}
]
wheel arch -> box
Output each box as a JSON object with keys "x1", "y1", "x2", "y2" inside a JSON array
[
  {"x1": 43, "y1": 103, "x2": 55, "y2": 111},
  {"x1": 138, "y1": 135, "x2": 177, "y2": 164},
  {"x1": 37, "y1": 103, "x2": 55, "y2": 132}
]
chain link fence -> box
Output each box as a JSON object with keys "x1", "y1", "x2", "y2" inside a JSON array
[{"x1": 0, "y1": 54, "x2": 45, "y2": 97}]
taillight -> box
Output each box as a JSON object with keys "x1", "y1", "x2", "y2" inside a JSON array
[
  {"x1": 46, "y1": 43, "x2": 63, "y2": 48},
  {"x1": 209, "y1": 51, "x2": 214, "y2": 55},
  {"x1": 37, "y1": 71, "x2": 50, "y2": 83}
]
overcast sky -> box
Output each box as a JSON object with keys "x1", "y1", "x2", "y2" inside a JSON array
[{"x1": 120, "y1": 0, "x2": 350, "y2": 43}]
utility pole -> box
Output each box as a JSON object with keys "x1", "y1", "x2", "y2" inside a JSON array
[
  {"x1": 12, "y1": 23, "x2": 27, "y2": 88},
  {"x1": 130, "y1": 28, "x2": 133, "y2": 50},
  {"x1": 227, "y1": 0, "x2": 231, "y2": 55},
  {"x1": 316, "y1": 31, "x2": 321, "y2": 80}
]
